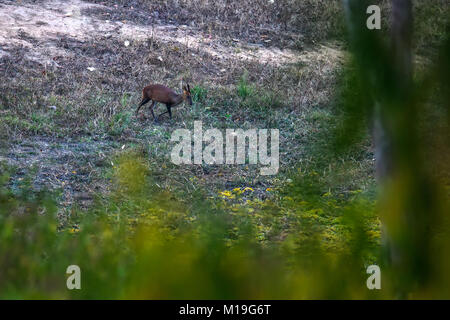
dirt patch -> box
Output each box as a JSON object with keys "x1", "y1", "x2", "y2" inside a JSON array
[
  {"x1": 1, "y1": 137, "x2": 113, "y2": 208},
  {"x1": 0, "y1": 0, "x2": 300, "y2": 68}
]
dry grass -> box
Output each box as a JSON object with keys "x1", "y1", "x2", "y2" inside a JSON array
[
  {"x1": 0, "y1": 0, "x2": 345, "y2": 140},
  {"x1": 86, "y1": 0, "x2": 344, "y2": 46}
]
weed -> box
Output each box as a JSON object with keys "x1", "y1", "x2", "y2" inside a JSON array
[
  {"x1": 191, "y1": 85, "x2": 207, "y2": 103},
  {"x1": 237, "y1": 71, "x2": 253, "y2": 100}
]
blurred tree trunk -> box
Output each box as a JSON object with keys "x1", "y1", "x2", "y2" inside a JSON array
[
  {"x1": 391, "y1": 0, "x2": 413, "y2": 84},
  {"x1": 373, "y1": 0, "x2": 413, "y2": 182},
  {"x1": 380, "y1": 0, "x2": 414, "y2": 294},
  {"x1": 343, "y1": 0, "x2": 436, "y2": 296}
]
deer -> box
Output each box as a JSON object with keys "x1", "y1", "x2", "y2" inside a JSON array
[{"x1": 136, "y1": 83, "x2": 192, "y2": 121}]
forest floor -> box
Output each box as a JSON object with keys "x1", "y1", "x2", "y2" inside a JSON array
[
  {"x1": 0, "y1": 0, "x2": 385, "y2": 299},
  {"x1": 0, "y1": 0, "x2": 373, "y2": 227}
]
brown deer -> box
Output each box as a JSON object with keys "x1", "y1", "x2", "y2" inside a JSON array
[{"x1": 136, "y1": 83, "x2": 192, "y2": 121}]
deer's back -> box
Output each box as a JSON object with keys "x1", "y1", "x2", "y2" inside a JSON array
[{"x1": 145, "y1": 84, "x2": 177, "y2": 102}]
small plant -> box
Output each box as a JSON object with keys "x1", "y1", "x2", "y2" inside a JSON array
[
  {"x1": 109, "y1": 111, "x2": 131, "y2": 136},
  {"x1": 237, "y1": 71, "x2": 253, "y2": 100},
  {"x1": 120, "y1": 93, "x2": 130, "y2": 108},
  {"x1": 191, "y1": 85, "x2": 207, "y2": 103}
]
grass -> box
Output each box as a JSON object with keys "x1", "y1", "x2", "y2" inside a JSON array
[
  {"x1": 0, "y1": 53, "x2": 382, "y2": 298},
  {"x1": 237, "y1": 71, "x2": 253, "y2": 100},
  {"x1": 190, "y1": 85, "x2": 208, "y2": 103},
  {"x1": 0, "y1": 23, "x2": 378, "y2": 296},
  {"x1": 0, "y1": 148, "x2": 382, "y2": 298}
]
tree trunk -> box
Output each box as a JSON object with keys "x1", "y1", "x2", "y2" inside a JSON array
[{"x1": 343, "y1": 0, "x2": 435, "y2": 296}]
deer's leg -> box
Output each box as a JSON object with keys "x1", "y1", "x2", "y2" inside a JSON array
[
  {"x1": 148, "y1": 101, "x2": 156, "y2": 120},
  {"x1": 156, "y1": 104, "x2": 172, "y2": 121}
]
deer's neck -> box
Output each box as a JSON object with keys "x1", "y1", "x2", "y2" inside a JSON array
[{"x1": 172, "y1": 93, "x2": 184, "y2": 107}]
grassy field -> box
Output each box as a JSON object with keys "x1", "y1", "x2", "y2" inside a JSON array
[{"x1": 0, "y1": 0, "x2": 448, "y2": 298}]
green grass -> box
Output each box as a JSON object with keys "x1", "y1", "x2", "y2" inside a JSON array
[
  {"x1": 191, "y1": 85, "x2": 208, "y2": 103},
  {"x1": 109, "y1": 111, "x2": 133, "y2": 136},
  {"x1": 0, "y1": 113, "x2": 59, "y2": 136},
  {"x1": 0, "y1": 60, "x2": 385, "y2": 298},
  {"x1": 237, "y1": 71, "x2": 253, "y2": 100},
  {"x1": 0, "y1": 151, "x2": 382, "y2": 299}
]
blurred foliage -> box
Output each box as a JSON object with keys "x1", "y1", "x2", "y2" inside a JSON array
[
  {"x1": 0, "y1": 157, "x2": 381, "y2": 299},
  {"x1": 340, "y1": 0, "x2": 450, "y2": 297}
]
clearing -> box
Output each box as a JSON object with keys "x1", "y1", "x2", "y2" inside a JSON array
[{"x1": 0, "y1": 0, "x2": 370, "y2": 225}]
